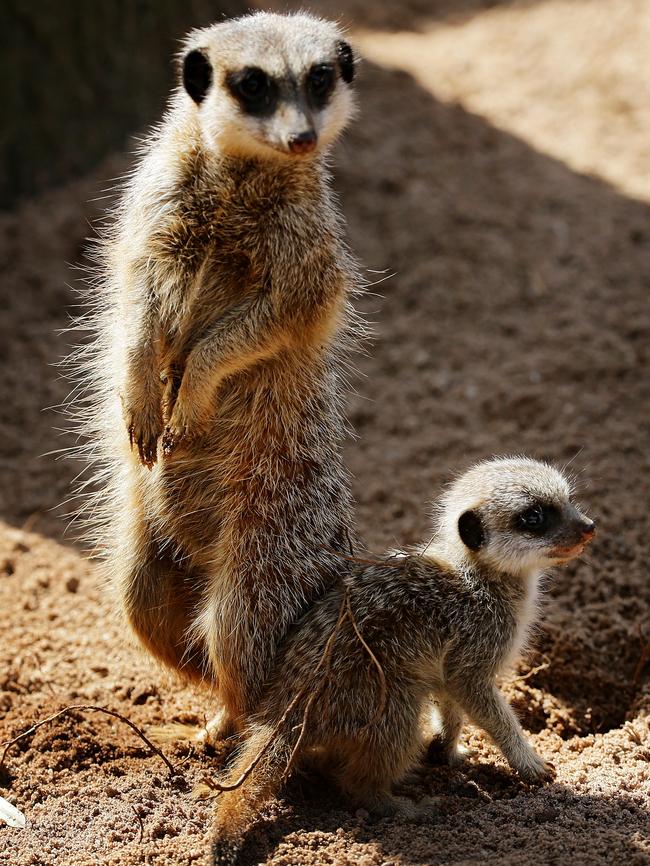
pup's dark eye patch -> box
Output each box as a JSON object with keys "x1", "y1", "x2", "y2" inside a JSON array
[
  {"x1": 516, "y1": 503, "x2": 559, "y2": 534},
  {"x1": 306, "y1": 63, "x2": 335, "y2": 108},
  {"x1": 226, "y1": 67, "x2": 278, "y2": 116}
]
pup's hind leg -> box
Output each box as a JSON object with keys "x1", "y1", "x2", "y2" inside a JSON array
[
  {"x1": 428, "y1": 696, "x2": 472, "y2": 766},
  {"x1": 211, "y1": 725, "x2": 294, "y2": 865},
  {"x1": 334, "y1": 734, "x2": 438, "y2": 820}
]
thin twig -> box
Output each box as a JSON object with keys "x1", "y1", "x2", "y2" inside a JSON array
[
  {"x1": 319, "y1": 543, "x2": 405, "y2": 569},
  {"x1": 178, "y1": 744, "x2": 195, "y2": 768},
  {"x1": 201, "y1": 586, "x2": 388, "y2": 796},
  {"x1": 282, "y1": 589, "x2": 350, "y2": 780},
  {"x1": 131, "y1": 804, "x2": 145, "y2": 844},
  {"x1": 201, "y1": 678, "x2": 320, "y2": 794},
  {"x1": 202, "y1": 591, "x2": 350, "y2": 794},
  {"x1": 200, "y1": 685, "x2": 308, "y2": 795},
  {"x1": 0, "y1": 705, "x2": 176, "y2": 776},
  {"x1": 345, "y1": 593, "x2": 387, "y2": 732}
]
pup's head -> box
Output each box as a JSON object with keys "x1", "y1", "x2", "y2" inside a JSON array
[
  {"x1": 180, "y1": 12, "x2": 356, "y2": 160},
  {"x1": 438, "y1": 457, "x2": 595, "y2": 576}
]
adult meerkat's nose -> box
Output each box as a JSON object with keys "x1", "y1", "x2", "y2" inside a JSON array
[{"x1": 289, "y1": 130, "x2": 317, "y2": 154}]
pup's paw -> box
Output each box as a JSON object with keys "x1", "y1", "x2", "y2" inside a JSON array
[{"x1": 518, "y1": 756, "x2": 556, "y2": 784}]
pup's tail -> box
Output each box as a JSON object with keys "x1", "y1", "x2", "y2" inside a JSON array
[{"x1": 211, "y1": 724, "x2": 295, "y2": 866}]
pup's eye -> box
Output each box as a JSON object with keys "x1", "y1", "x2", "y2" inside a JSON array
[
  {"x1": 517, "y1": 504, "x2": 556, "y2": 533},
  {"x1": 227, "y1": 67, "x2": 277, "y2": 115},
  {"x1": 307, "y1": 64, "x2": 335, "y2": 101}
]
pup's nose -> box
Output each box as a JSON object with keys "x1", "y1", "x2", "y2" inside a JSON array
[
  {"x1": 580, "y1": 518, "x2": 596, "y2": 538},
  {"x1": 288, "y1": 130, "x2": 317, "y2": 154}
]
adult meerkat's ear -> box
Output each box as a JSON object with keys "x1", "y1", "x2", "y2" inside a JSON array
[
  {"x1": 183, "y1": 49, "x2": 213, "y2": 104},
  {"x1": 458, "y1": 510, "x2": 486, "y2": 551},
  {"x1": 336, "y1": 40, "x2": 355, "y2": 83}
]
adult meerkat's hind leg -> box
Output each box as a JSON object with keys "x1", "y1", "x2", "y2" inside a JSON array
[
  {"x1": 333, "y1": 732, "x2": 439, "y2": 821},
  {"x1": 112, "y1": 505, "x2": 237, "y2": 737}
]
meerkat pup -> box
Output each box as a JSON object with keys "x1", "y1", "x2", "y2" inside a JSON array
[
  {"x1": 210, "y1": 457, "x2": 595, "y2": 863},
  {"x1": 70, "y1": 13, "x2": 361, "y2": 733}
]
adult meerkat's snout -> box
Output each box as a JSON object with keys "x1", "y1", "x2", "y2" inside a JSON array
[{"x1": 288, "y1": 129, "x2": 317, "y2": 154}]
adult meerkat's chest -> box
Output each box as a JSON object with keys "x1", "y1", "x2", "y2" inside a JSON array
[{"x1": 156, "y1": 195, "x2": 266, "y2": 344}]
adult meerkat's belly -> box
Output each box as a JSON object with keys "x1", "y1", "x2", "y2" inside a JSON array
[{"x1": 157, "y1": 360, "x2": 344, "y2": 564}]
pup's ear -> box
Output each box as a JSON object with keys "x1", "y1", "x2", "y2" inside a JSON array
[
  {"x1": 458, "y1": 510, "x2": 485, "y2": 551},
  {"x1": 183, "y1": 49, "x2": 212, "y2": 104},
  {"x1": 336, "y1": 40, "x2": 355, "y2": 83}
]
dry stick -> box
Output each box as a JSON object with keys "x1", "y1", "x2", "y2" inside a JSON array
[
  {"x1": 281, "y1": 589, "x2": 350, "y2": 781},
  {"x1": 0, "y1": 705, "x2": 176, "y2": 776},
  {"x1": 200, "y1": 677, "x2": 320, "y2": 794},
  {"x1": 202, "y1": 587, "x2": 388, "y2": 796},
  {"x1": 131, "y1": 804, "x2": 145, "y2": 844},
  {"x1": 509, "y1": 656, "x2": 551, "y2": 685},
  {"x1": 345, "y1": 592, "x2": 388, "y2": 732}
]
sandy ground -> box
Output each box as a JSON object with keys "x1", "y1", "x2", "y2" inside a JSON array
[{"x1": 1, "y1": 0, "x2": 650, "y2": 863}]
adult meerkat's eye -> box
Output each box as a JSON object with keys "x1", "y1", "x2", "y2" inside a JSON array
[
  {"x1": 307, "y1": 64, "x2": 335, "y2": 104},
  {"x1": 239, "y1": 69, "x2": 268, "y2": 98},
  {"x1": 517, "y1": 504, "x2": 558, "y2": 533},
  {"x1": 227, "y1": 67, "x2": 277, "y2": 115}
]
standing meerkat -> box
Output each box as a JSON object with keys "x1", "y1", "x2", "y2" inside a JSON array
[
  {"x1": 69, "y1": 12, "x2": 362, "y2": 734},
  {"x1": 209, "y1": 457, "x2": 595, "y2": 863}
]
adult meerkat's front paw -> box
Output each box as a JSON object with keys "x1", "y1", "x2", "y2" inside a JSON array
[
  {"x1": 162, "y1": 387, "x2": 214, "y2": 455},
  {"x1": 162, "y1": 405, "x2": 203, "y2": 455},
  {"x1": 162, "y1": 421, "x2": 187, "y2": 456},
  {"x1": 126, "y1": 403, "x2": 163, "y2": 469}
]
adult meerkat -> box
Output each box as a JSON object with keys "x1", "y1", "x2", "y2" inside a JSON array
[
  {"x1": 70, "y1": 13, "x2": 361, "y2": 733},
  {"x1": 210, "y1": 457, "x2": 595, "y2": 863}
]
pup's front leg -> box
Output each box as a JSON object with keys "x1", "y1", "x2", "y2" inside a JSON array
[{"x1": 448, "y1": 679, "x2": 555, "y2": 783}]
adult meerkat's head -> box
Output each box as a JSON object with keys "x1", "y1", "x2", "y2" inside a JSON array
[
  {"x1": 437, "y1": 457, "x2": 595, "y2": 576},
  {"x1": 180, "y1": 12, "x2": 356, "y2": 160}
]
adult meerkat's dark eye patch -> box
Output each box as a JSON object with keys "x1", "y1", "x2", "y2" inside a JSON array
[
  {"x1": 306, "y1": 63, "x2": 335, "y2": 109},
  {"x1": 336, "y1": 40, "x2": 355, "y2": 83},
  {"x1": 183, "y1": 49, "x2": 213, "y2": 104},
  {"x1": 226, "y1": 67, "x2": 279, "y2": 117},
  {"x1": 458, "y1": 510, "x2": 486, "y2": 551}
]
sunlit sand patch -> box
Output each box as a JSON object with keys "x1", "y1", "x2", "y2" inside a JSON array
[{"x1": 354, "y1": 0, "x2": 650, "y2": 201}]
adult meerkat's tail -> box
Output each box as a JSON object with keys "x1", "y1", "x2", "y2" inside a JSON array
[{"x1": 211, "y1": 724, "x2": 296, "y2": 866}]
